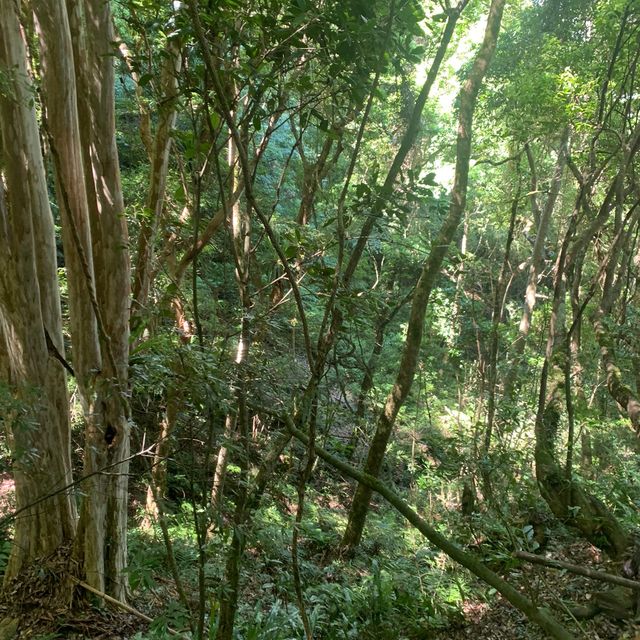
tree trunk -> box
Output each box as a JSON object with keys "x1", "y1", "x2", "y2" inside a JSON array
[
  {"x1": 143, "y1": 388, "x2": 179, "y2": 526},
  {"x1": 504, "y1": 130, "x2": 569, "y2": 399},
  {"x1": 481, "y1": 175, "x2": 520, "y2": 498},
  {"x1": 35, "y1": 0, "x2": 131, "y2": 600},
  {"x1": 0, "y1": 0, "x2": 76, "y2": 583},
  {"x1": 340, "y1": 0, "x2": 506, "y2": 553},
  {"x1": 591, "y1": 203, "x2": 640, "y2": 440},
  {"x1": 131, "y1": 35, "x2": 183, "y2": 327},
  {"x1": 534, "y1": 218, "x2": 628, "y2": 558},
  {"x1": 72, "y1": 0, "x2": 132, "y2": 601}
]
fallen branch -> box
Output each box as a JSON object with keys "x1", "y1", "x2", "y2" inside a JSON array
[
  {"x1": 514, "y1": 551, "x2": 640, "y2": 591},
  {"x1": 284, "y1": 416, "x2": 575, "y2": 640},
  {"x1": 72, "y1": 577, "x2": 190, "y2": 639}
]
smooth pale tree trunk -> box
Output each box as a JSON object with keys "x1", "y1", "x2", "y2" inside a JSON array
[
  {"x1": 214, "y1": 124, "x2": 254, "y2": 640},
  {"x1": 210, "y1": 123, "x2": 251, "y2": 514},
  {"x1": 0, "y1": 1, "x2": 76, "y2": 583},
  {"x1": 341, "y1": 0, "x2": 506, "y2": 553}
]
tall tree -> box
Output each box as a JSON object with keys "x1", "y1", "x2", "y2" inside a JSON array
[
  {"x1": 0, "y1": 0, "x2": 131, "y2": 601},
  {"x1": 341, "y1": 0, "x2": 507, "y2": 552}
]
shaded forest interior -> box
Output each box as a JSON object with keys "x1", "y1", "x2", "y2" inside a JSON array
[{"x1": 0, "y1": 0, "x2": 639, "y2": 638}]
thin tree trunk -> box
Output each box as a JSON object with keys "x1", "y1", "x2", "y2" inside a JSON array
[
  {"x1": 131, "y1": 35, "x2": 183, "y2": 327},
  {"x1": 481, "y1": 176, "x2": 520, "y2": 498},
  {"x1": 341, "y1": 0, "x2": 506, "y2": 553},
  {"x1": 214, "y1": 119, "x2": 254, "y2": 640},
  {"x1": 592, "y1": 203, "x2": 640, "y2": 439},
  {"x1": 534, "y1": 216, "x2": 628, "y2": 558},
  {"x1": 295, "y1": 134, "x2": 338, "y2": 226},
  {"x1": 210, "y1": 111, "x2": 251, "y2": 515},
  {"x1": 143, "y1": 388, "x2": 179, "y2": 526},
  {"x1": 504, "y1": 130, "x2": 569, "y2": 399}
]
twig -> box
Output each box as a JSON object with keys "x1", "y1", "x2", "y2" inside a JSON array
[
  {"x1": 514, "y1": 551, "x2": 640, "y2": 591},
  {"x1": 72, "y1": 577, "x2": 190, "y2": 639}
]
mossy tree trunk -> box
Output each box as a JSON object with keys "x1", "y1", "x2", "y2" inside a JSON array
[{"x1": 534, "y1": 217, "x2": 628, "y2": 559}]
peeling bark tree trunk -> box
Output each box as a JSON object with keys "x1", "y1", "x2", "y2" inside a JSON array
[
  {"x1": 340, "y1": 0, "x2": 506, "y2": 553},
  {"x1": 0, "y1": 0, "x2": 76, "y2": 583},
  {"x1": 1, "y1": 0, "x2": 130, "y2": 599},
  {"x1": 31, "y1": 0, "x2": 131, "y2": 600}
]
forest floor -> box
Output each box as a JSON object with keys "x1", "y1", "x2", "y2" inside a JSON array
[
  {"x1": 0, "y1": 538, "x2": 639, "y2": 639},
  {"x1": 1, "y1": 477, "x2": 639, "y2": 638},
  {"x1": 434, "y1": 539, "x2": 640, "y2": 640}
]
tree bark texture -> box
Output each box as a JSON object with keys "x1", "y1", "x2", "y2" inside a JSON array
[
  {"x1": 70, "y1": 0, "x2": 131, "y2": 600},
  {"x1": 0, "y1": 0, "x2": 76, "y2": 583},
  {"x1": 0, "y1": 0, "x2": 132, "y2": 601}
]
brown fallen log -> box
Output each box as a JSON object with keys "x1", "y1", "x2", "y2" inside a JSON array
[{"x1": 514, "y1": 550, "x2": 640, "y2": 591}]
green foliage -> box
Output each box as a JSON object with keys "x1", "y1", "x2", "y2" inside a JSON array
[{"x1": 11, "y1": 0, "x2": 634, "y2": 636}]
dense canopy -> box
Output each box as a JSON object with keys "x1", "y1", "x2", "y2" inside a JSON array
[{"x1": 0, "y1": 0, "x2": 639, "y2": 638}]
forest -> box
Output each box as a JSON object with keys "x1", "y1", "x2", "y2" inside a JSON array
[{"x1": 0, "y1": 0, "x2": 639, "y2": 638}]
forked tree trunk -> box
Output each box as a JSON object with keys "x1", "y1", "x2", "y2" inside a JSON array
[
  {"x1": 503, "y1": 130, "x2": 568, "y2": 399},
  {"x1": 591, "y1": 200, "x2": 640, "y2": 441},
  {"x1": 33, "y1": 0, "x2": 131, "y2": 600},
  {"x1": 341, "y1": 0, "x2": 506, "y2": 553},
  {"x1": 131, "y1": 35, "x2": 183, "y2": 327},
  {"x1": 71, "y1": 0, "x2": 131, "y2": 601}
]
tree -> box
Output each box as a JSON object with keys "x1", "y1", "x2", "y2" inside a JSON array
[
  {"x1": 341, "y1": 0, "x2": 506, "y2": 552},
  {"x1": 0, "y1": 0, "x2": 130, "y2": 601}
]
